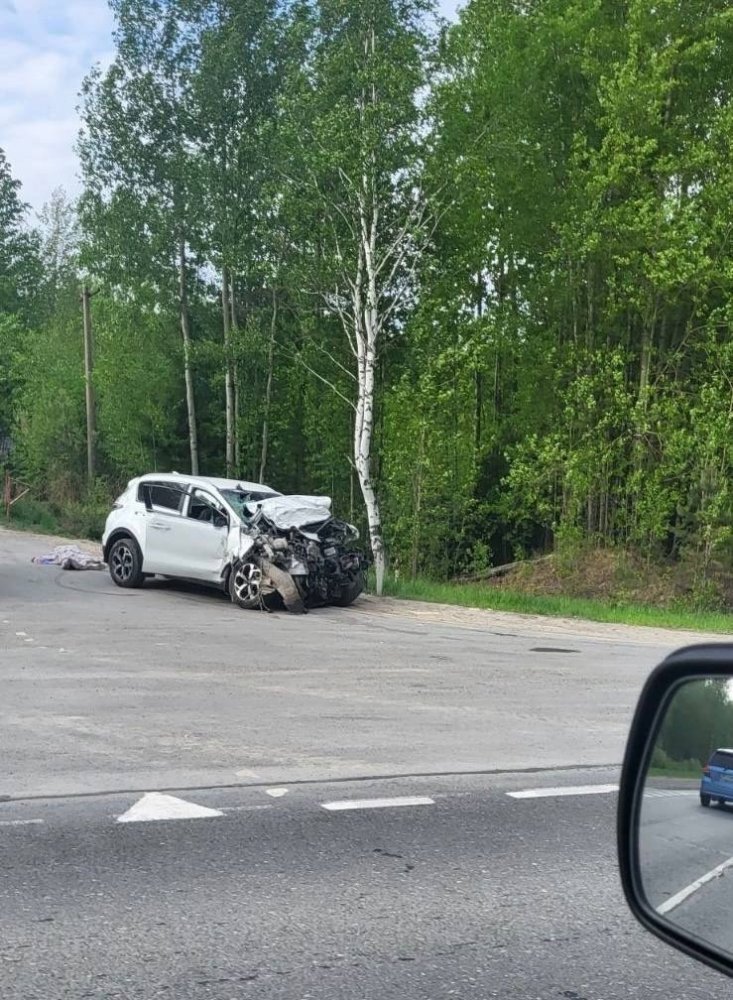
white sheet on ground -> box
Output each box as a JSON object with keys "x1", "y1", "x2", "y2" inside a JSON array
[{"x1": 32, "y1": 545, "x2": 104, "y2": 570}]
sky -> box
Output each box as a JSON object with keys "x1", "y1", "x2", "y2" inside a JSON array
[{"x1": 1, "y1": 0, "x2": 461, "y2": 221}]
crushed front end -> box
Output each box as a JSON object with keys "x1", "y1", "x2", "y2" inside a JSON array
[{"x1": 229, "y1": 495, "x2": 365, "y2": 613}]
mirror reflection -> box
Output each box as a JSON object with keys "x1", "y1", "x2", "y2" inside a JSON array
[{"x1": 640, "y1": 678, "x2": 733, "y2": 954}]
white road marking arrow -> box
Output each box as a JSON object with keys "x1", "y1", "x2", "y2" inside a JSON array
[{"x1": 117, "y1": 792, "x2": 223, "y2": 823}]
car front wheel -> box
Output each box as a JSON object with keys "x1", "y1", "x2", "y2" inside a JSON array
[
  {"x1": 108, "y1": 536, "x2": 145, "y2": 589},
  {"x1": 333, "y1": 573, "x2": 364, "y2": 607},
  {"x1": 701, "y1": 793, "x2": 712, "y2": 807},
  {"x1": 230, "y1": 560, "x2": 266, "y2": 609}
]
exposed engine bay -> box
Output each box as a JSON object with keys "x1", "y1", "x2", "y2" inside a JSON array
[{"x1": 228, "y1": 495, "x2": 365, "y2": 614}]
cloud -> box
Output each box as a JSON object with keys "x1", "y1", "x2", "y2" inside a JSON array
[
  {"x1": 0, "y1": 0, "x2": 113, "y2": 216},
  {"x1": 0, "y1": 0, "x2": 460, "y2": 219}
]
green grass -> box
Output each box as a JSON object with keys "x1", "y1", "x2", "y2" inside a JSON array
[
  {"x1": 0, "y1": 499, "x2": 61, "y2": 535},
  {"x1": 648, "y1": 766, "x2": 701, "y2": 781},
  {"x1": 380, "y1": 574, "x2": 733, "y2": 634}
]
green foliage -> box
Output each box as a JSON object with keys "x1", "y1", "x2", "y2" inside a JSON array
[
  {"x1": 657, "y1": 680, "x2": 733, "y2": 768},
  {"x1": 5, "y1": 0, "x2": 733, "y2": 605}
]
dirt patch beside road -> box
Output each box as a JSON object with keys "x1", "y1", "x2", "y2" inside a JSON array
[{"x1": 356, "y1": 594, "x2": 729, "y2": 648}]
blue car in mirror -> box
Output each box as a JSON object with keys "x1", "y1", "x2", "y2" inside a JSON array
[{"x1": 700, "y1": 748, "x2": 733, "y2": 808}]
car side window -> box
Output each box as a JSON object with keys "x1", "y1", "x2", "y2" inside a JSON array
[
  {"x1": 187, "y1": 488, "x2": 223, "y2": 525},
  {"x1": 137, "y1": 481, "x2": 186, "y2": 513}
]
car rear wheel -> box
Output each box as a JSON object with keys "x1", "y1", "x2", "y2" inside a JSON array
[
  {"x1": 701, "y1": 793, "x2": 712, "y2": 807},
  {"x1": 108, "y1": 536, "x2": 145, "y2": 589}
]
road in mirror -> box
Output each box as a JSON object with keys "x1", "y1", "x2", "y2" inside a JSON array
[{"x1": 639, "y1": 677, "x2": 733, "y2": 955}]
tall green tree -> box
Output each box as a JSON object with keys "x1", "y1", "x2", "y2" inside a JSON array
[
  {"x1": 281, "y1": 0, "x2": 436, "y2": 593},
  {"x1": 78, "y1": 0, "x2": 205, "y2": 474},
  {"x1": 187, "y1": 0, "x2": 286, "y2": 474},
  {"x1": 0, "y1": 148, "x2": 39, "y2": 320}
]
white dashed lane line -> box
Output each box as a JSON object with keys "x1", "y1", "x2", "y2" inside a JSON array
[
  {"x1": 0, "y1": 777, "x2": 629, "y2": 828},
  {"x1": 321, "y1": 796, "x2": 435, "y2": 811},
  {"x1": 507, "y1": 783, "x2": 619, "y2": 799}
]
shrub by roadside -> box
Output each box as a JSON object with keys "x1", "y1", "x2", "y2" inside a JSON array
[{"x1": 1, "y1": 493, "x2": 108, "y2": 541}]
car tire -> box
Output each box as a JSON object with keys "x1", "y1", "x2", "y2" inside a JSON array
[
  {"x1": 230, "y1": 560, "x2": 268, "y2": 609},
  {"x1": 108, "y1": 536, "x2": 145, "y2": 589},
  {"x1": 701, "y1": 793, "x2": 712, "y2": 807},
  {"x1": 229, "y1": 560, "x2": 284, "y2": 611},
  {"x1": 333, "y1": 573, "x2": 364, "y2": 607}
]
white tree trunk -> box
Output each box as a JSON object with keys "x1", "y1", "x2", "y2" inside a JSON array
[{"x1": 354, "y1": 340, "x2": 385, "y2": 594}]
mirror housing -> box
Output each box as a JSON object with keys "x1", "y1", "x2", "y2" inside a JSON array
[{"x1": 619, "y1": 643, "x2": 733, "y2": 980}]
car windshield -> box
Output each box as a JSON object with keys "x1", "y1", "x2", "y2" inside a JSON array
[{"x1": 219, "y1": 488, "x2": 274, "y2": 518}]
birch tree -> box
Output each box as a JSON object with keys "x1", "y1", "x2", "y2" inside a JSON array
[{"x1": 282, "y1": 0, "x2": 435, "y2": 593}]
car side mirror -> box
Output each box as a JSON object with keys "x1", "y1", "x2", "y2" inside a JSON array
[
  {"x1": 213, "y1": 510, "x2": 228, "y2": 529},
  {"x1": 618, "y1": 643, "x2": 733, "y2": 980}
]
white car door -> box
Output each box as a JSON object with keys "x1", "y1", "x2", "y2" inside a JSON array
[
  {"x1": 142, "y1": 483, "x2": 229, "y2": 583},
  {"x1": 173, "y1": 488, "x2": 230, "y2": 584},
  {"x1": 140, "y1": 481, "x2": 188, "y2": 576}
]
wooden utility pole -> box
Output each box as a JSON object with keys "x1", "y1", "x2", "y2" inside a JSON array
[{"x1": 81, "y1": 285, "x2": 97, "y2": 484}]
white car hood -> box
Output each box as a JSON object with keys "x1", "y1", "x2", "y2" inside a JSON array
[{"x1": 244, "y1": 494, "x2": 333, "y2": 531}]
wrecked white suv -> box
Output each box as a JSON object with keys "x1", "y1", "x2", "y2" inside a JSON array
[{"x1": 102, "y1": 473, "x2": 365, "y2": 613}]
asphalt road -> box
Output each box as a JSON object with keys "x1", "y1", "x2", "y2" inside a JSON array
[
  {"x1": 0, "y1": 527, "x2": 714, "y2": 799},
  {"x1": 3, "y1": 526, "x2": 733, "y2": 998},
  {"x1": 640, "y1": 788, "x2": 733, "y2": 957},
  {"x1": 1, "y1": 770, "x2": 730, "y2": 1000}
]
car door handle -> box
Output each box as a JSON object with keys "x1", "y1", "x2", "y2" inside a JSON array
[{"x1": 150, "y1": 520, "x2": 171, "y2": 531}]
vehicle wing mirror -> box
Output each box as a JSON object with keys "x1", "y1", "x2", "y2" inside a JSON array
[
  {"x1": 618, "y1": 644, "x2": 733, "y2": 980},
  {"x1": 213, "y1": 509, "x2": 228, "y2": 529}
]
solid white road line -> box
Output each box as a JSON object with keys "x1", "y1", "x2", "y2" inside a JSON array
[
  {"x1": 658, "y1": 855, "x2": 733, "y2": 915},
  {"x1": 0, "y1": 819, "x2": 44, "y2": 827},
  {"x1": 321, "y1": 796, "x2": 435, "y2": 812},
  {"x1": 507, "y1": 784, "x2": 619, "y2": 799},
  {"x1": 117, "y1": 792, "x2": 224, "y2": 823}
]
